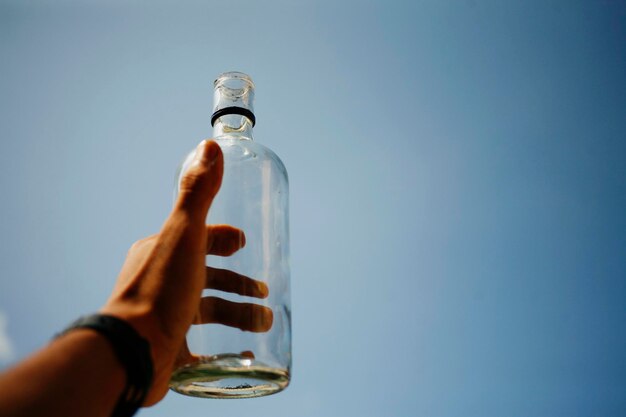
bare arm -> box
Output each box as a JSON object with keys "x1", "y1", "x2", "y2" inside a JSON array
[
  {"x1": 0, "y1": 140, "x2": 271, "y2": 416},
  {"x1": 0, "y1": 330, "x2": 125, "y2": 417}
]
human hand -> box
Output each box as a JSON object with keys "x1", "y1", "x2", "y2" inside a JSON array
[{"x1": 100, "y1": 140, "x2": 273, "y2": 406}]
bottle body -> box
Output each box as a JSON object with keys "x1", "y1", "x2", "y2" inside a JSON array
[{"x1": 169, "y1": 73, "x2": 291, "y2": 399}]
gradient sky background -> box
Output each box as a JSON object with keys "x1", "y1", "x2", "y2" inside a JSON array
[{"x1": 1, "y1": 1, "x2": 625, "y2": 416}]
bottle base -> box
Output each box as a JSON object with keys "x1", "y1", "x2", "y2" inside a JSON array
[{"x1": 169, "y1": 354, "x2": 290, "y2": 399}]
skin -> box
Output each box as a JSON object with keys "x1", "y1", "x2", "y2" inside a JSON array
[{"x1": 0, "y1": 140, "x2": 272, "y2": 417}]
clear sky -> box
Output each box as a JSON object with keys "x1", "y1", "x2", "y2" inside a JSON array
[{"x1": 1, "y1": 1, "x2": 625, "y2": 416}]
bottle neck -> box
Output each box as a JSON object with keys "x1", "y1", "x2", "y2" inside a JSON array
[
  {"x1": 212, "y1": 114, "x2": 254, "y2": 140},
  {"x1": 211, "y1": 72, "x2": 256, "y2": 141}
]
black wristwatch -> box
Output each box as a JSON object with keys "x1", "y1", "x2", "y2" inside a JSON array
[{"x1": 57, "y1": 314, "x2": 154, "y2": 417}]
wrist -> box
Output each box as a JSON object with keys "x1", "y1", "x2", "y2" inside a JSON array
[
  {"x1": 100, "y1": 301, "x2": 182, "y2": 405},
  {"x1": 58, "y1": 314, "x2": 154, "y2": 416},
  {"x1": 100, "y1": 300, "x2": 177, "y2": 368}
]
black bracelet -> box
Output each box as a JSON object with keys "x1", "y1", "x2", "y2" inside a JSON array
[{"x1": 57, "y1": 314, "x2": 154, "y2": 417}]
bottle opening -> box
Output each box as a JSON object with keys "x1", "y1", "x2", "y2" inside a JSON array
[{"x1": 214, "y1": 72, "x2": 256, "y2": 96}]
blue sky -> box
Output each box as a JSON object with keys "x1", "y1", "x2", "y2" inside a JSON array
[{"x1": 1, "y1": 1, "x2": 625, "y2": 416}]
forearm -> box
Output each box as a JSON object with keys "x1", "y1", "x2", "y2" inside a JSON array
[{"x1": 0, "y1": 329, "x2": 125, "y2": 417}]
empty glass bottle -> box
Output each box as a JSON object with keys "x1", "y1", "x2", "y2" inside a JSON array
[{"x1": 169, "y1": 72, "x2": 291, "y2": 399}]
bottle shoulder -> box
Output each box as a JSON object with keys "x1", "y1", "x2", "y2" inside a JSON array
[
  {"x1": 215, "y1": 138, "x2": 289, "y2": 183},
  {"x1": 178, "y1": 139, "x2": 289, "y2": 185}
]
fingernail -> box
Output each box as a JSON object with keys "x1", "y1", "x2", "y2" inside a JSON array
[
  {"x1": 194, "y1": 140, "x2": 219, "y2": 165},
  {"x1": 194, "y1": 140, "x2": 207, "y2": 161},
  {"x1": 240, "y1": 351, "x2": 255, "y2": 359},
  {"x1": 263, "y1": 307, "x2": 274, "y2": 331},
  {"x1": 207, "y1": 141, "x2": 218, "y2": 161},
  {"x1": 258, "y1": 282, "x2": 269, "y2": 299}
]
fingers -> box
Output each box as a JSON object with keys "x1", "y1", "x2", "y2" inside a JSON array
[
  {"x1": 193, "y1": 296, "x2": 273, "y2": 332},
  {"x1": 206, "y1": 267, "x2": 269, "y2": 298},
  {"x1": 240, "y1": 350, "x2": 255, "y2": 359},
  {"x1": 175, "y1": 342, "x2": 256, "y2": 369},
  {"x1": 206, "y1": 225, "x2": 246, "y2": 256},
  {"x1": 175, "y1": 140, "x2": 224, "y2": 221},
  {"x1": 205, "y1": 225, "x2": 262, "y2": 296}
]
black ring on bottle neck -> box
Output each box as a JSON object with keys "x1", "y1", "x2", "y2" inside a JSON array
[{"x1": 211, "y1": 106, "x2": 256, "y2": 127}]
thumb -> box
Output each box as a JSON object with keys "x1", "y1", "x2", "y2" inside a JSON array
[{"x1": 174, "y1": 140, "x2": 224, "y2": 221}]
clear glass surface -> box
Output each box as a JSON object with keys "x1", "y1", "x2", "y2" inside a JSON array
[{"x1": 170, "y1": 73, "x2": 291, "y2": 399}]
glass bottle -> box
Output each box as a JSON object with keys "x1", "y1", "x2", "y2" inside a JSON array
[{"x1": 169, "y1": 72, "x2": 291, "y2": 399}]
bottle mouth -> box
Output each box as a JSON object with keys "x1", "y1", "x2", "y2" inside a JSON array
[{"x1": 214, "y1": 71, "x2": 256, "y2": 93}]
